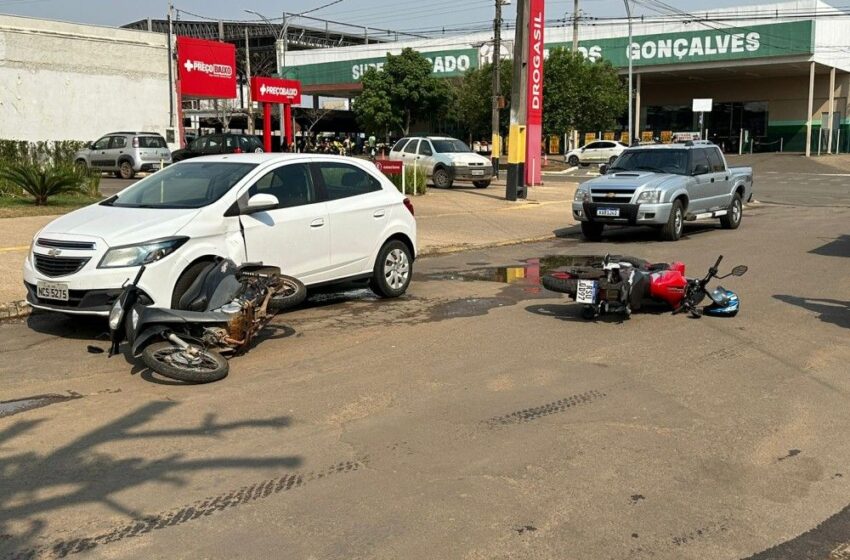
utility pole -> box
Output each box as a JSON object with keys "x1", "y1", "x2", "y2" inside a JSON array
[
  {"x1": 167, "y1": 2, "x2": 174, "y2": 128},
  {"x1": 491, "y1": 0, "x2": 503, "y2": 178},
  {"x1": 245, "y1": 27, "x2": 254, "y2": 134},
  {"x1": 624, "y1": 0, "x2": 633, "y2": 145},
  {"x1": 572, "y1": 0, "x2": 579, "y2": 52},
  {"x1": 506, "y1": 0, "x2": 529, "y2": 201}
]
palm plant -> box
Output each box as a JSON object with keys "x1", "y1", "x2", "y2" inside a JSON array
[{"x1": 0, "y1": 162, "x2": 84, "y2": 205}]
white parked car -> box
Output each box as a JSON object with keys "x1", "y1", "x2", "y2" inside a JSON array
[
  {"x1": 388, "y1": 136, "x2": 494, "y2": 189},
  {"x1": 24, "y1": 154, "x2": 417, "y2": 316},
  {"x1": 565, "y1": 140, "x2": 628, "y2": 167}
]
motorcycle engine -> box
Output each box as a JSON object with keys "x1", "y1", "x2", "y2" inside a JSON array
[{"x1": 220, "y1": 299, "x2": 248, "y2": 342}]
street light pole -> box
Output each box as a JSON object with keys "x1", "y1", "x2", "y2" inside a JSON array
[
  {"x1": 245, "y1": 9, "x2": 291, "y2": 150},
  {"x1": 491, "y1": 0, "x2": 502, "y2": 177},
  {"x1": 624, "y1": 0, "x2": 633, "y2": 145}
]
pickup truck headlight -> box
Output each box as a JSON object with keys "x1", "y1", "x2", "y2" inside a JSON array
[
  {"x1": 574, "y1": 189, "x2": 590, "y2": 202},
  {"x1": 636, "y1": 190, "x2": 661, "y2": 203},
  {"x1": 99, "y1": 237, "x2": 188, "y2": 269}
]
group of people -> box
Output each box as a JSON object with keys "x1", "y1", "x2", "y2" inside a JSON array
[{"x1": 294, "y1": 133, "x2": 383, "y2": 158}]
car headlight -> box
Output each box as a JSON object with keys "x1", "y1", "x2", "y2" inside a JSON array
[
  {"x1": 99, "y1": 237, "x2": 188, "y2": 269},
  {"x1": 637, "y1": 190, "x2": 661, "y2": 203},
  {"x1": 574, "y1": 189, "x2": 590, "y2": 202},
  {"x1": 108, "y1": 298, "x2": 123, "y2": 330}
]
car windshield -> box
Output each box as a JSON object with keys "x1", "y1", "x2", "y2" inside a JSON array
[
  {"x1": 137, "y1": 136, "x2": 167, "y2": 148},
  {"x1": 609, "y1": 149, "x2": 689, "y2": 175},
  {"x1": 105, "y1": 162, "x2": 257, "y2": 209},
  {"x1": 432, "y1": 139, "x2": 472, "y2": 153}
]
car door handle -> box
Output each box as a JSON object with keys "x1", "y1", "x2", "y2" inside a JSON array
[
  {"x1": 310, "y1": 218, "x2": 325, "y2": 228},
  {"x1": 711, "y1": 177, "x2": 715, "y2": 183},
  {"x1": 373, "y1": 209, "x2": 386, "y2": 218}
]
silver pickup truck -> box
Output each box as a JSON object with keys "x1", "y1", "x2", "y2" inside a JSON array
[{"x1": 572, "y1": 142, "x2": 753, "y2": 241}]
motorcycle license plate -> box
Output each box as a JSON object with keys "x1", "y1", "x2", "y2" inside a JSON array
[
  {"x1": 597, "y1": 207, "x2": 620, "y2": 217},
  {"x1": 37, "y1": 281, "x2": 69, "y2": 301},
  {"x1": 576, "y1": 279, "x2": 597, "y2": 304}
]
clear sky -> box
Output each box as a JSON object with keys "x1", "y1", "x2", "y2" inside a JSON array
[{"x1": 0, "y1": 0, "x2": 824, "y2": 35}]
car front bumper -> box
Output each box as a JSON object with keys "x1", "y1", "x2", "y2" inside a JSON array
[
  {"x1": 451, "y1": 164, "x2": 493, "y2": 181},
  {"x1": 572, "y1": 201, "x2": 672, "y2": 225}
]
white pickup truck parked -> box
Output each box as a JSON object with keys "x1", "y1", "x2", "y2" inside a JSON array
[{"x1": 571, "y1": 142, "x2": 753, "y2": 241}]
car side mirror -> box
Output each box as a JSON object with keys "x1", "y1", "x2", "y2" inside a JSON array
[
  {"x1": 692, "y1": 164, "x2": 710, "y2": 175},
  {"x1": 85, "y1": 141, "x2": 93, "y2": 149},
  {"x1": 599, "y1": 164, "x2": 609, "y2": 175},
  {"x1": 244, "y1": 193, "x2": 279, "y2": 214},
  {"x1": 731, "y1": 265, "x2": 748, "y2": 277}
]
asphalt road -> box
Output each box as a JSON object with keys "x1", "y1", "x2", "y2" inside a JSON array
[{"x1": 1, "y1": 175, "x2": 849, "y2": 559}]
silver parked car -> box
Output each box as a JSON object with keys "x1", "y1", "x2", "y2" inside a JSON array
[
  {"x1": 388, "y1": 136, "x2": 494, "y2": 188},
  {"x1": 74, "y1": 132, "x2": 172, "y2": 179}
]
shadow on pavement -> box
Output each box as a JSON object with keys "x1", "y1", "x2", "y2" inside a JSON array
[
  {"x1": 809, "y1": 235, "x2": 850, "y2": 258},
  {"x1": 26, "y1": 312, "x2": 108, "y2": 341},
  {"x1": 554, "y1": 223, "x2": 718, "y2": 243},
  {"x1": 0, "y1": 402, "x2": 301, "y2": 557},
  {"x1": 773, "y1": 294, "x2": 850, "y2": 329}
]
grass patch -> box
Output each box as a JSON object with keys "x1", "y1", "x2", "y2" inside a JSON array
[{"x1": 0, "y1": 193, "x2": 103, "y2": 218}]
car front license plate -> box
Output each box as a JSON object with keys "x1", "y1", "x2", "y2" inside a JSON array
[
  {"x1": 576, "y1": 279, "x2": 597, "y2": 304},
  {"x1": 471, "y1": 169, "x2": 485, "y2": 176},
  {"x1": 37, "y1": 281, "x2": 69, "y2": 301},
  {"x1": 597, "y1": 207, "x2": 620, "y2": 217}
]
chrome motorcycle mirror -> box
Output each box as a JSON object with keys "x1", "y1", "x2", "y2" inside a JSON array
[{"x1": 731, "y1": 265, "x2": 748, "y2": 277}]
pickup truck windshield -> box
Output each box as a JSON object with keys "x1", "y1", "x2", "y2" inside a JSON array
[
  {"x1": 432, "y1": 139, "x2": 472, "y2": 153},
  {"x1": 609, "y1": 149, "x2": 689, "y2": 175},
  {"x1": 105, "y1": 162, "x2": 257, "y2": 209}
]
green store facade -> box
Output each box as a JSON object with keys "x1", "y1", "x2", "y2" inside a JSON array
[{"x1": 286, "y1": 0, "x2": 850, "y2": 154}]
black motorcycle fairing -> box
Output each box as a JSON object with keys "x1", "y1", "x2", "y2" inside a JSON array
[
  {"x1": 177, "y1": 259, "x2": 242, "y2": 312},
  {"x1": 131, "y1": 324, "x2": 170, "y2": 356}
]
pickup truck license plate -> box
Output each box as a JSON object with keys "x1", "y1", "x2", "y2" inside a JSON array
[
  {"x1": 597, "y1": 207, "x2": 620, "y2": 217},
  {"x1": 37, "y1": 281, "x2": 69, "y2": 301},
  {"x1": 576, "y1": 280, "x2": 597, "y2": 304},
  {"x1": 471, "y1": 169, "x2": 485, "y2": 176}
]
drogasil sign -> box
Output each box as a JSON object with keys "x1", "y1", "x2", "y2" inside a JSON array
[
  {"x1": 251, "y1": 77, "x2": 302, "y2": 104},
  {"x1": 177, "y1": 36, "x2": 237, "y2": 99}
]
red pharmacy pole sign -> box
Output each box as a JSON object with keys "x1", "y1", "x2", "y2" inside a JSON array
[
  {"x1": 525, "y1": 0, "x2": 545, "y2": 186},
  {"x1": 251, "y1": 77, "x2": 302, "y2": 152}
]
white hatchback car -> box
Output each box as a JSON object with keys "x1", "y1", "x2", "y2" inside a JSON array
[
  {"x1": 565, "y1": 140, "x2": 629, "y2": 167},
  {"x1": 24, "y1": 154, "x2": 417, "y2": 316}
]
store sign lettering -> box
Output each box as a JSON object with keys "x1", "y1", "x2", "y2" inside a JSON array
[
  {"x1": 626, "y1": 32, "x2": 760, "y2": 62},
  {"x1": 351, "y1": 54, "x2": 471, "y2": 80}
]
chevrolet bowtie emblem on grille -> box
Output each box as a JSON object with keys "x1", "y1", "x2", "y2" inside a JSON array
[
  {"x1": 606, "y1": 192, "x2": 616, "y2": 198},
  {"x1": 47, "y1": 248, "x2": 61, "y2": 256}
]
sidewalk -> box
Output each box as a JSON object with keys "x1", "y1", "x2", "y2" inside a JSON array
[{"x1": 0, "y1": 180, "x2": 578, "y2": 317}]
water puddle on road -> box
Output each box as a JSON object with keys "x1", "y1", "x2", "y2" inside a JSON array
[
  {"x1": 425, "y1": 255, "x2": 607, "y2": 287},
  {"x1": 0, "y1": 392, "x2": 82, "y2": 418}
]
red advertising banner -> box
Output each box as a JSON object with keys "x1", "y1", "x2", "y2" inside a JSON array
[
  {"x1": 177, "y1": 36, "x2": 236, "y2": 99},
  {"x1": 525, "y1": 0, "x2": 545, "y2": 185},
  {"x1": 375, "y1": 160, "x2": 403, "y2": 175},
  {"x1": 251, "y1": 76, "x2": 302, "y2": 105}
]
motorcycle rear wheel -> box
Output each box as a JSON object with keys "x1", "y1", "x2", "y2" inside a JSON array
[
  {"x1": 268, "y1": 275, "x2": 307, "y2": 312},
  {"x1": 142, "y1": 341, "x2": 229, "y2": 383}
]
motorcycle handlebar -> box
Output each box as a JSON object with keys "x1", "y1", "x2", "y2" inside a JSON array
[
  {"x1": 713, "y1": 255, "x2": 723, "y2": 269},
  {"x1": 131, "y1": 265, "x2": 146, "y2": 286}
]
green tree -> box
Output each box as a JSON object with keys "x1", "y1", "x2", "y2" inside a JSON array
[
  {"x1": 353, "y1": 48, "x2": 452, "y2": 138},
  {"x1": 543, "y1": 48, "x2": 628, "y2": 136},
  {"x1": 451, "y1": 60, "x2": 513, "y2": 143}
]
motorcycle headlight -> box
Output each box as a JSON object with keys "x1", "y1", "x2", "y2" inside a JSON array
[
  {"x1": 637, "y1": 190, "x2": 661, "y2": 203},
  {"x1": 99, "y1": 237, "x2": 188, "y2": 269},
  {"x1": 108, "y1": 298, "x2": 123, "y2": 330},
  {"x1": 574, "y1": 188, "x2": 590, "y2": 202},
  {"x1": 131, "y1": 307, "x2": 140, "y2": 331}
]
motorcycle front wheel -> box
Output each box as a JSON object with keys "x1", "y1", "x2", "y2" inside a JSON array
[
  {"x1": 268, "y1": 275, "x2": 307, "y2": 312},
  {"x1": 142, "y1": 341, "x2": 229, "y2": 383}
]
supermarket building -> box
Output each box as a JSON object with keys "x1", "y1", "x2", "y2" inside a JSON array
[{"x1": 285, "y1": 0, "x2": 850, "y2": 154}]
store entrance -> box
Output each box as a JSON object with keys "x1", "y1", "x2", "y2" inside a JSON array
[{"x1": 705, "y1": 102, "x2": 768, "y2": 153}]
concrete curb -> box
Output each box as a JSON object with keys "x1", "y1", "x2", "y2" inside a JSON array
[{"x1": 0, "y1": 300, "x2": 31, "y2": 322}]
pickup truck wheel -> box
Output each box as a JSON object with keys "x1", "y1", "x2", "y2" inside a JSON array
[
  {"x1": 720, "y1": 194, "x2": 743, "y2": 229},
  {"x1": 661, "y1": 200, "x2": 684, "y2": 241},
  {"x1": 580, "y1": 221, "x2": 604, "y2": 241},
  {"x1": 433, "y1": 167, "x2": 452, "y2": 188},
  {"x1": 567, "y1": 155, "x2": 579, "y2": 167}
]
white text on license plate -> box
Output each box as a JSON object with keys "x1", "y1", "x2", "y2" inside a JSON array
[
  {"x1": 471, "y1": 169, "x2": 485, "y2": 176},
  {"x1": 597, "y1": 207, "x2": 619, "y2": 217},
  {"x1": 576, "y1": 280, "x2": 597, "y2": 304},
  {"x1": 37, "y1": 281, "x2": 69, "y2": 301}
]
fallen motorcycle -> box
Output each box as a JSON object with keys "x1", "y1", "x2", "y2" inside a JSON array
[
  {"x1": 541, "y1": 254, "x2": 747, "y2": 320},
  {"x1": 108, "y1": 259, "x2": 306, "y2": 383}
]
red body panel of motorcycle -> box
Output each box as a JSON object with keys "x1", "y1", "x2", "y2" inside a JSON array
[{"x1": 649, "y1": 264, "x2": 688, "y2": 307}]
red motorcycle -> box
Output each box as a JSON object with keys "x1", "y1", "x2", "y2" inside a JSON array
[{"x1": 542, "y1": 254, "x2": 747, "y2": 319}]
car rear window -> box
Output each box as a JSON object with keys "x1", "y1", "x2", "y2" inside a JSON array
[{"x1": 137, "y1": 136, "x2": 167, "y2": 148}]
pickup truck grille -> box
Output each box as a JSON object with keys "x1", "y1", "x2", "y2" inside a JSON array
[{"x1": 590, "y1": 188, "x2": 636, "y2": 203}]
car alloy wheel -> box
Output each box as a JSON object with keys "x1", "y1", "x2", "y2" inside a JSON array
[{"x1": 384, "y1": 248, "x2": 410, "y2": 291}]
